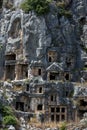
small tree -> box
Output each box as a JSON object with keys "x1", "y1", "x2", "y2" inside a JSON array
[
  {"x1": 2, "y1": 106, "x2": 13, "y2": 117},
  {"x1": 3, "y1": 115, "x2": 18, "y2": 126},
  {"x1": 20, "y1": 0, "x2": 50, "y2": 15},
  {"x1": 0, "y1": 103, "x2": 19, "y2": 127}
]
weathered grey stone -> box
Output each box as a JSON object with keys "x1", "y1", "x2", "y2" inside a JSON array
[
  {"x1": 0, "y1": 0, "x2": 87, "y2": 129},
  {"x1": 13, "y1": 0, "x2": 24, "y2": 8},
  {"x1": 8, "y1": 125, "x2": 15, "y2": 130}
]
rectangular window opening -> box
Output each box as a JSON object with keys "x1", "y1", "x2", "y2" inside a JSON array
[
  {"x1": 26, "y1": 84, "x2": 29, "y2": 91},
  {"x1": 50, "y1": 74, "x2": 56, "y2": 80},
  {"x1": 16, "y1": 102, "x2": 24, "y2": 111},
  {"x1": 39, "y1": 87, "x2": 42, "y2": 93},
  {"x1": 51, "y1": 107, "x2": 55, "y2": 113},
  {"x1": 37, "y1": 104, "x2": 43, "y2": 111},
  {"x1": 49, "y1": 56, "x2": 52, "y2": 62},
  {"x1": 38, "y1": 69, "x2": 41, "y2": 75},
  {"x1": 56, "y1": 107, "x2": 60, "y2": 113},
  {"x1": 51, "y1": 95, "x2": 53, "y2": 101},
  {"x1": 61, "y1": 108, "x2": 65, "y2": 113}
]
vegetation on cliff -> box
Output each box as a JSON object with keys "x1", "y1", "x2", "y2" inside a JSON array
[
  {"x1": 0, "y1": 103, "x2": 18, "y2": 126},
  {"x1": 57, "y1": 1, "x2": 72, "y2": 18},
  {"x1": 20, "y1": 0, "x2": 50, "y2": 15}
]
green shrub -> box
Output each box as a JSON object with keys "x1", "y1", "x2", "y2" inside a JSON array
[
  {"x1": 0, "y1": 104, "x2": 19, "y2": 127},
  {"x1": 3, "y1": 115, "x2": 18, "y2": 126},
  {"x1": 56, "y1": 1, "x2": 66, "y2": 8},
  {"x1": 59, "y1": 9, "x2": 72, "y2": 18},
  {"x1": 20, "y1": 0, "x2": 50, "y2": 15},
  {"x1": 83, "y1": 67, "x2": 87, "y2": 70},
  {"x1": 57, "y1": 1, "x2": 72, "y2": 18},
  {"x1": 60, "y1": 122, "x2": 67, "y2": 130},
  {"x1": 20, "y1": 0, "x2": 30, "y2": 13},
  {"x1": 2, "y1": 106, "x2": 13, "y2": 117},
  {"x1": 0, "y1": 103, "x2": 14, "y2": 117},
  {"x1": 0, "y1": 44, "x2": 3, "y2": 49},
  {"x1": 80, "y1": 44, "x2": 87, "y2": 53}
]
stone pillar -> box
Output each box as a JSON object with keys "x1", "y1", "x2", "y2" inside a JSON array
[
  {"x1": 75, "y1": 109, "x2": 78, "y2": 123},
  {"x1": 15, "y1": 64, "x2": 23, "y2": 80},
  {"x1": 47, "y1": 72, "x2": 50, "y2": 81},
  {"x1": 15, "y1": 64, "x2": 18, "y2": 80},
  {"x1": 65, "y1": 107, "x2": 67, "y2": 121}
]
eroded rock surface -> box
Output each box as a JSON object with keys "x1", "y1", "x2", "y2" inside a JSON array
[{"x1": 0, "y1": 0, "x2": 87, "y2": 128}]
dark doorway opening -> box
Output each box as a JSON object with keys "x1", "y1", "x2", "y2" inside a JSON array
[
  {"x1": 79, "y1": 17, "x2": 86, "y2": 24},
  {"x1": 51, "y1": 95, "x2": 53, "y2": 101},
  {"x1": 80, "y1": 100, "x2": 87, "y2": 106},
  {"x1": 56, "y1": 107, "x2": 60, "y2": 113},
  {"x1": 39, "y1": 87, "x2": 42, "y2": 93},
  {"x1": 61, "y1": 115, "x2": 65, "y2": 121},
  {"x1": 50, "y1": 74, "x2": 56, "y2": 80},
  {"x1": 16, "y1": 102, "x2": 24, "y2": 111},
  {"x1": 25, "y1": 71, "x2": 28, "y2": 78},
  {"x1": 65, "y1": 73, "x2": 69, "y2": 80},
  {"x1": 62, "y1": 108, "x2": 65, "y2": 113},
  {"x1": 38, "y1": 69, "x2": 41, "y2": 75},
  {"x1": 66, "y1": 91, "x2": 68, "y2": 97},
  {"x1": 56, "y1": 115, "x2": 60, "y2": 122},
  {"x1": 6, "y1": 65, "x2": 15, "y2": 80},
  {"x1": 51, "y1": 108, "x2": 55, "y2": 113},
  {"x1": 26, "y1": 84, "x2": 29, "y2": 91},
  {"x1": 49, "y1": 57, "x2": 52, "y2": 62},
  {"x1": 37, "y1": 104, "x2": 43, "y2": 110},
  {"x1": 6, "y1": 54, "x2": 16, "y2": 60},
  {"x1": 51, "y1": 115, "x2": 54, "y2": 122}
]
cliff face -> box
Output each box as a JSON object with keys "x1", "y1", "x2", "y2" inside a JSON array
[
  {"x1": 0, "y1": 0, "x2": 87, "y2": 126},
  {"x1": 0, "y1": 0, "x2": 87, "y2": 79}
]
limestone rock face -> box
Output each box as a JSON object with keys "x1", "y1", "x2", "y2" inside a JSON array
[
  {"x1": 13, "y1": 0, "x2": 24, "y2": 7},
  {"x1": 0, "y1": 0, "x2": 87, "y2": 125},
  {"x1": 23, "y1": 12, "x2": 51, "y2": 61},
  {"x1": 0, "y1": 0, "x2": 87, "y2": 79},
  {"x1": 0, "y1": 1, "x2": 86, "y2": 78},
  {"x1": 1, "y1": 0, "x2": 87, "y2": 64}
]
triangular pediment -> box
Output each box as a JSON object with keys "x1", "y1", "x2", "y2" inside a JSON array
[
  {"x1": 46, "y1": 62, "x2": 63, "y2": 72},
  {"x1": 78, "y1": 88, "x2": 87, "y2": 97}
]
